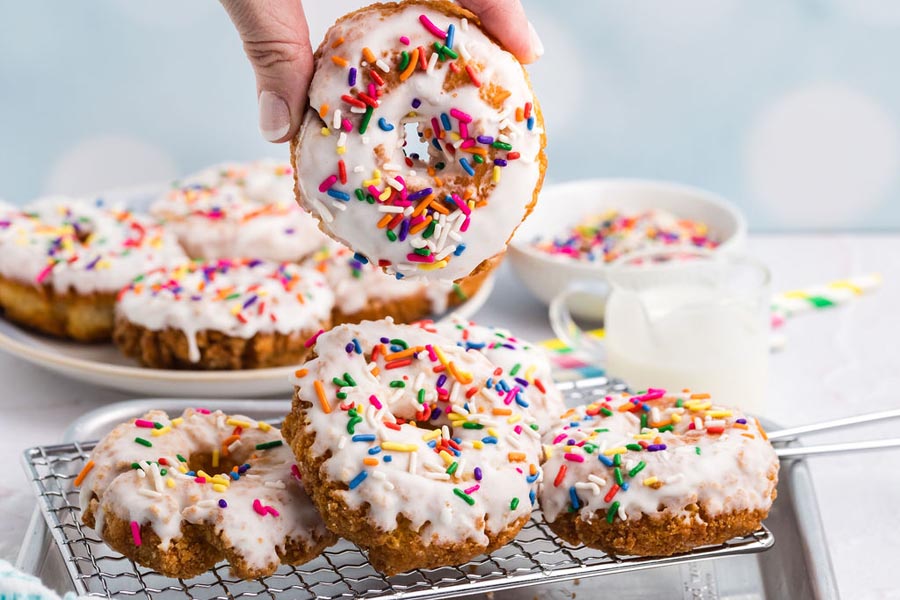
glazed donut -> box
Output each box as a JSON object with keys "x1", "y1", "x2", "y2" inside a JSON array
[
  {"x1": 151, "y1": 160, "x2": 329, "y2": 262},
  {"x1": 77, "y1": 408, "x2": 336, "y2": 579},
  {"x1": 113, "y1": 258, "x2": 334, "y2": 369},
  {"x1": 540, "y1": 390, "x2": 778, "y2": 556},
  {"x1": 292, "y1": 0, "x2": 546, "y2": 282},
  {"x1": 0, "y1": 197, "x2": 185, "y2": 341},
  {"x1": 418, "y1": 316, "x2": 566, "y2": 429},
  {"x1": 283, "y1": 319, "x2": 543, "y2": 575},
  {"x1": 303, "y1": 240, "x2": 498, "y2": 325}
]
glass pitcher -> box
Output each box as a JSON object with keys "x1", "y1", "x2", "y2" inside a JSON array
[{"x1": 549, "y1": 248, "x2": 771, "y2": 415}]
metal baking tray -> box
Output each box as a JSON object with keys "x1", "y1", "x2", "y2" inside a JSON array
[{"x1": 18, "y1": 378, "x2": 839, "y2": 599}]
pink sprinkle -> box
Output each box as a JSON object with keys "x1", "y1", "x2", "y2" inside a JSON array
[
  {"x1": 504, "y1": 386, "x2": 520, "y2": 405},
  {"x1": 419, "y1": 14, "x2": 447, "y2": 39},
  {"x1": 252, "y1": 498, "x2": 267, "y2": 516},
  {"x1": 459, "y1": 138, "x2": 475, "y2": 149},
  {"x1": 304, "y1": 329, "x2": 324, "y2": 348},
  {"x1": 459, "y1": 122, "x2": 468, "y2": 139},
  {"x1": 367, "y1": 185, "x2": 381, "y2": 199},
  {"x1": 564, "y1": 453, "x2": 585, "y2": 463},
  {"x1": 552, "y1": 433, "x2": 567, "y2": 445},
  {"x1": 369, "y1": 395, "x2": 383, "y2": 410},
  {"x1": 318, "y1": 174, "x2": 337, "y2": 193},
  {"x1": 35, "y1": 264, "x2": 54, "y2": 284},
  {"x1": 195, "y1": 477, "x2": 206, "y2": 484},
  {"x1": 134, "y1": 419, "x2": 155, "y2": 428},
  {"x1": 450, "y1": 108, "x2": 472, "y2": 123},
  {"x1": 400, "y1": 35, "x2": 410, "y2": 45},
  {"x1": 290, "y1": 464, "x2": 302, "y2": 480},
  {"x1": 464, "y1": 484, "x2": 480, "y2": 495},
  {"x1": 451, "y1": 194, "x2": 471, "y2": 215},
  {"x1": 130, "y1": 521, "x2": 142, "y2": 546},
  {"x1": 460, "y1": 216, "x2": 471, "y2": 233},
  {"x1": 514, "y1": 425, "x2": 523, "y2": 434},
  {"x1": 425, "y1": 345, "x2": 438, "y2": 362},
  {"x1": 368, "y1": 82, "x2": 377, "y2": 99},
  {"x1": 196, "y1": 408, "x2": 211, "y2": 415},
  {"x1": 266, "y1": 506, "x2": 280, "y2": 517},
  {"x1": 342, "y1": 118, "x2": 353, "y2": 132},
  {"x1": 407, "y1": 253, "x2": 436, "y2": 263}
]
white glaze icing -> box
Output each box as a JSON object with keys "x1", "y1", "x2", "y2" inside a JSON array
[
  {"x1": 151, "y1": 160, "x2": 330, "y2": 262},
  {"x1": 0, "y1": 196, "x2": 186, "y2": 295},
  {"x1": 303, "y1": 239, "x2": 455, "y2": 316},
  {"x1": 418, "y1": 316, "x2": 565, "y2": 429},
  {"x1": 294, "y1": 2, "x2": 544, "y2": 281},
  {"x1": 539, "y1": 390, "x2": 778, "y2": 526},
  {"x1": 77, "y1": 408, "x2": 332, "y2": 573},
  {"x1": 115, "y1": 258, "x2": 334, "y2": 362},
  {"x1": 289, "y1": 319, "x2": 542, "y2": 547}
]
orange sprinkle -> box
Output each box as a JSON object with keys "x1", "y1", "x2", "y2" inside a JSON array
[
  {"x1": 318, "y1": 103, "x2": 329, "y2": 118},
  {"x1": 690, "y1": 393, "x2": 711, "y2": 400},
  {"x1": 428, "y1": 201, "x2": 450, "y2": 215},
  {"x1": 411, "y1": 195, "x2": 435, "y2": 217},
  {"x1": 384, "y1": 348, "x2": 416, "y2": 361},
  {"x1": 755, "y1": 418, "x2": 769, "y2": 441},
  {"x1": 733, "y1": 422, "x2": 749, "y2": 430},
  {"x1": 370, "y1": 367, "x2": 380, "y2": 377},
  {"x1": 515, "y1": 107, "x2": 524, "y2": 122},
  {"x1": 363, "y1": 457, "x2": 379, "y2": 466},
  {"x1": 529, "y1": 463, "x2": 538, "y2": 475},
  {"x1": 295, "y1": 293, "x2": 306, "y2": 304},
  {"x1": 492, "y1": 408, "x2": 513, "y2": 416},
  {"x1": 331, "y1": 36, "x2": 345, "y2": 48},
  {"x1": 400, "y1": 48, "x2": 419, "y2": 81},
  {"x1": 507, "y1": 452, "x2": 526, "y2": 462},
  {"x1": 377, "y1": 213, "x2": 394, "y2": 228},
  {"x1": 409, "y1": 216, "x2": 432, "y2": 235},
  {"x1": 741, "y1": 433, "x2": 757, "y2": 439},
  {"x1": 314, "y1": 380, "x2": 331, "y2": 414},
  {"x1": 362, "y1": 47, "x2": 376, "y2": 63},
  {"x1": 460, "y1": 147, "x2": 487, "y2": 156},
  {"x1": 73, "y1": 460, "x2": 95, "y2": 487},
  {"x1": 331, "y1": 56, "x2": 349, "y2": 67}
]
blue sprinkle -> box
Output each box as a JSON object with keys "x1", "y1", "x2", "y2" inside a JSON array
[
  {"x1": 348, "y1": 471, "x2": 368, "y2": 490},
  {"x1": 186, "y1": 471, "x2": 196, "y2": 477},
  {"x1": 482, "y1": 436, "x2": 498, "y2": 444},
  {"x1": 218, "y1": 499, "x2": 228, "y2": 508},
  {"x1": 353, "y1": 338, "x2": 362, "y2": 354},
  {"x1": 529, "y1": 489, "x2": 536, "y2": 505},
  {"x1": 527, "y1": 116, "x2": 535, "y2": 130},
  {"x1": 230, "y1": 472, "x2": 240, "y2": 480},
  {"x1": 384, "y1": 455, "x2": 392, "y2": 462},
  {"x1": 352, "y1": 434, "x2": 376, "y2": 442},
  {"x1": 428, "y1": 440, "x2": 437, "y2": 448},
  {"x1": 465, "y1": 341, "x2": 486, "y2": 350},
  {"x1": 352, "y1": 252, "x2": 369, "y2": 264},
  {"x1": 486, "y1": 377, "x2": 494, "y2": 389},
  {"x1": 515, "y1": 395, "x2": 530, "y2": 408},
  {"x1": 460, "y1": 158, "x2": 475, "y2": 176},
  {"x1": 326, "y1": 189, "x2": 351, "y2": 201},
  {"x1": 378, "y1": 117, "x2": 395, "y2": 131},
  {"x1": 368, "y1": 446, "x2": 382, "y2": 455},
  {"x1": 440, "y1": 113, "x2": 452, "y2": 131},
  {"x1": 598, "y1": 455, "x2": 614, "y2": 467},
  {"x1": 431, "y1": 138, "x2": 443, "y2": 151},
  {"x1": 395, "y1": 272, "x2": 405, "y2": 280},
  {"x1": 569, "y1": 486, "x2": 581, "y2": 510},
  {"x1": 621, "y1": 482, "x2": 630, "y2": 491},
  {"x1": 446, "y1": 24, "x2": 455, "y2": 50},
  {"x1": 526, "y1": 472, "x2": 540, "y2": 484},
  {"x1": 454, "y1": 244, "x2": 466, "y2": 256}
]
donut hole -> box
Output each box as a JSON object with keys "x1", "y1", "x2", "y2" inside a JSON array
[
  {"x1": 402, "y1": 122, "x2": 431, "y2": 164},
  {"x1": 185, "y1": 451, "x2": 247, "y2": 477}
]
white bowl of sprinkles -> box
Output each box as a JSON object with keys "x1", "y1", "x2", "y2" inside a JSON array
[{"x1": 508, "y1": 178, "x2": 747, "y2": 320}]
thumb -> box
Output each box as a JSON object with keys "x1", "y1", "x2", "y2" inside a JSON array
[
  {"x1": 457, "y1": 0, "x2": 544, "y2": 64},
  {"x1": 221, "y1": 0, "x2": 314, "y2": 143}
]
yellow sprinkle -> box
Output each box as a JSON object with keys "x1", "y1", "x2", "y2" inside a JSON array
[
  {"x1": 381, "y1": 442, "x2": 418, "y2": 452},
  {"x1": 506, "y1": 415, "x2": 522, "y2": 424},
  {"x1": 226, "y1": 418, "x2": 252, "y2": 428},
  {"x1": 320, "y1": 127, "x2": 331, "y2": 136},
  {"x1": 197, "y1": 470, "x2": 211, "y2": 480},
  {"x1": 418, "y1": 260, "x2": 448, "y2": 271},
  {"x1": 686, "y1": 401, "x2": 711, "y2": 411},
  {"x1": 643, "y1": 477, "x2": 659, "y2": 486},
  {"x1": 379, "y1": 188, "x2": 392, "y2": 201},
  {"x1": 828, "y1": 280, "x2": 862, "y2": 294},
  {"x1": 524, "y1": 365, "x2": 536, "y2": 383},
  {"x1": 492, "y1": 165, "x2": 501, "y2": 183},
  {"x1": 671, "y1": 413, "x2": 682, "y2": 423},
  {"x1": 433, "y1": 345, "x2": 449, "y2": 367},
  {"x1": 178, "y1": 466, "x2": 188, "y2": 474},
  {"x1": 543, "y1": 444, "x2": 554, "y2": 459},
  {"x1": 213, "y1": 484, "x2": 228, "y2": 493},
  {"x1": 171, "y1": 418, "x2": 183, "y2": 427},
  {"x1": 257, "y1": 421, "x2": 272, "y2": 432},
  {"x1": 472, "y1": 440, "x2": 484, "y2": 449},
  {"x1": 487, "y1": 427, "x2": 498, "y2": 437},
  {"x1": 706, "y1": 410, "x2": 733, "y2": 418},
  {"x1": 422, "y1": 429, "x2": 442, "y2": 442},
  {"x1": 439, "y1": 450, "x2": 454, "y2": 465},
  {"x1": 782, "y1": 290, "x2": 810, "y2": 299},
  {"x1": 150, "y1": 426, "x2": 170, "y2": 437},
  {"x1": 603, "y1": 447, "x2": 628, "y2": 456},
  {"x1": 633, "y1": 432, "x2": 655, "y2": 440},
  {"x1": 337, "y1": 146, "x2": 347, "y2": 155},
  {"x1": 212, "y1": 449, "x2": 219, "y2": 468},
  {"x1": 166, "y1": 478, "x2": 176, "y2": 488}
]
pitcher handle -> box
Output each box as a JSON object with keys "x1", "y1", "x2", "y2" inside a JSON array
[{"x1": 548, "y1": 282, "x2": 609, "y2": 362}]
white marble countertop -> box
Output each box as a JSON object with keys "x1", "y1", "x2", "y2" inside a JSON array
[{"x1": 1, "y1": 233, "x2": 898, "y2": 599}]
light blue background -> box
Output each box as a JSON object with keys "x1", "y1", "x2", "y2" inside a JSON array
[{"x1": 2, "y1": 0, "x2": 898, "y2": 230}]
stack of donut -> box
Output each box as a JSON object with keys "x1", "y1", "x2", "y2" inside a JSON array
[{"x1": 82, "y1": 317, "x2": 779, "y2": 579}]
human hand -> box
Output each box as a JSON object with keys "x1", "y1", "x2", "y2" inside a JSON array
[{"x1": 221, "y1": 0, "x2": 544, "y2": 143}]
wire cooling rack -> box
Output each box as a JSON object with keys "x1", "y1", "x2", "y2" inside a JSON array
[{"x1": 22, "y1": 377, "x2": 774, "y2": 599}]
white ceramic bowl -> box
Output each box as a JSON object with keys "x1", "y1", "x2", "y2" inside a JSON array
[{"x1": 508, "y1": 179, "x2": 747, "y2": 320}]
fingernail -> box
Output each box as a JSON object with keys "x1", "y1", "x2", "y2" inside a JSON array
[
  {"x1": 258, "y1": 91, "x2": 291, "y2": 142},
  {"x1": 527, "y1": 21, "x2": 544, "y2": 58}
]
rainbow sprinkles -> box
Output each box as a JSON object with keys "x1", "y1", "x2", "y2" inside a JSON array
[{"x1": 294, "y1": 1, "x2": 545, "y2": 281}]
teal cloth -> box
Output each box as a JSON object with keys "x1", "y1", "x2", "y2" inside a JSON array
[{"x1": 0, "y1": 560, "x2": 82, "y2": 600}]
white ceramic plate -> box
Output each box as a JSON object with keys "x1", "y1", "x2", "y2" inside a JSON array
[{"x1": 0, "y1": 183, "x2": 494, "y2": 398}]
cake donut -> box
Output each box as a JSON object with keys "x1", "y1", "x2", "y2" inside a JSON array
[
  {"x1": 113, "y1": 258, "x2": 334, "y2": 369},
  {"x1": 0, "y1": 197, "x2": 185, "y2": 341},
  {"x1": 418, "y1": 316, "x2": 565, "y2": 428},
  {"x1": 292, "y1": 0, "x2": 546, "y2": 282},
  {"x1": 77, "y1": 408, "x2": 336, "y2": 579},
  {"x1": 304, "y1": 240, "x2": 498, "y2": 325},
  {"x1": 540, "y1": 390, "x2": 778, "y2": 556},
  {"x1": 283, "y1": 319, "x2": 543, "y2": 574},
  {"x1": 151, "y1": 160, "x2": 330, "y2": 262}
]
